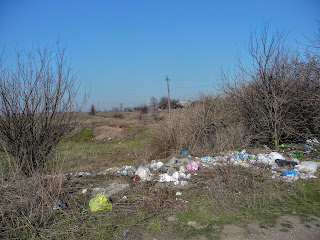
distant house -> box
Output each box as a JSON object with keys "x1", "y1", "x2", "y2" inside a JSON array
[{"x1": 178, "y1": 100, "x2": 192, "y2": 108}]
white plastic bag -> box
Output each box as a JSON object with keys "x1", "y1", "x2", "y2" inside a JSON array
[
  {"x1": 269, "y1": 152, "x2": 285, "y2": 161},
  {"x1": 295, "y1": 161, "x2": 319, "y2": 173},
  {"x1": 135, "y1": 166, "x2": 153, "y2": 181}
]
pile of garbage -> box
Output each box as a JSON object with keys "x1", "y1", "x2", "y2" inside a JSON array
[
  {"x1": 60, "y1": 139, "x2": 319, "y2": 213},
  {"x1": 63, "y1": 139, "x2": 319, "y2": 185},
  {"x1": 115, "y1": 157, "x2": 193, "y2": 185},
  {"x1": 113, "y1": 139, "x2": 319, "y2": 184}
]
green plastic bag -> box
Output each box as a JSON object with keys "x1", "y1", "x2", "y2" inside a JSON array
[{"x1": 89, "y1": 193, "x2": 112, "y2": 212}]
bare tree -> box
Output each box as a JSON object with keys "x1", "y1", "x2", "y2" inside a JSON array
[
  {"x1": 0, "y1": 42, "x2": 86, "y2": 176},
  {"x1": 158, "y1": 96, "x2": 181, "y2": 110},
  {"x1": 90, "y1": 104, "x2": 96, "y2": 115},
  {"x1": 220, "y1": 23, "x2": 320, "y2": 149},
  {"x1": 220, "y1": 24, "x2": 291, "y2": 149},
  {"x1": 150, "y1": 96, "x2": 158, "y2": 109}
]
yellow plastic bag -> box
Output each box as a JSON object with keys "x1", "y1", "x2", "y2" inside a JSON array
[{"x1": 89, "y1": 193, "x2": 112, "y2": 212}]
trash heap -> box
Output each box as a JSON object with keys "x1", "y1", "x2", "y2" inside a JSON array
[
  {"x1": 115, "y1": 157, "x2": 193, "y2": 185},
  {"x1": 61, "y1": 139, "x2": 319, "y2": 213},
  {"x1": 64, "y1": 139, "x2": 319, "y2": 184},
  {"x1": 113, "y1": 139, "x2": 320, "y2": 184}
]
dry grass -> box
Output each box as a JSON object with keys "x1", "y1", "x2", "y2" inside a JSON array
[
  {"x1": 0, "y1": 171, "x2": 65, "y2": 237},
  {"x1": 150, "y1": 95, "x2": 252, "y2": 158}
]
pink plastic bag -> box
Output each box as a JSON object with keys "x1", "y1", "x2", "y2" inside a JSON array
[{"x1": 186, "y1": 161, "x2": 200, "y2": 171}]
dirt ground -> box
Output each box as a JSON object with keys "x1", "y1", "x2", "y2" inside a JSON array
[
  {"x1": 221, "y1": 215, "x2": 320, "y2": 240},
  {"x1": 93, "y1": 125, "x2": 124, "y2": 140},
  {"x1": 136, "y1": 215, "x2": 320, "y2": 240}
]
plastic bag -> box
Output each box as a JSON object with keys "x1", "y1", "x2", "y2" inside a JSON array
[
  {"x1": 283, "y1": 170, "x2": 296, "y2": 176},
  {"x1": 269, "y1": 152, "x2": 285, "y2": 161},
  {"x1": 186, "y1": 161, "x2": 200, "y2": 171},
  {"x1": 295, "y1": 161, "x2": 319, "y2": 173},
  {"x1": 89, "y1": 193, "x2": 112, "y2": 212},
  {"x1": 135, "y1": 166, "x2": 153, "y2": 181}
]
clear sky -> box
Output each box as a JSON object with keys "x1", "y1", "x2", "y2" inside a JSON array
[{"x1": 1, "y1": 0, "x2": 319, "y2": 110}]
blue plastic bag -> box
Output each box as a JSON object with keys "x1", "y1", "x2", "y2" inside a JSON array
[{"x1": 283, "y1": 170, "x2": 296, "y2": 177}]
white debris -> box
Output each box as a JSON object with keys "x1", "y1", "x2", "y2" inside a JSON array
[
  {"x1": 295, "y1": 161, "x2": 319, "y2": 174},
  {"x1": 269, "y1": 152, "x2": 285, "y2": 161},
  {"x1": 135, "y1": 166, "x2": 153, "y2": 181}
]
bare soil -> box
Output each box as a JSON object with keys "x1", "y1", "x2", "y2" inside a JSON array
[
  {"x1": 125, "y1": 215, "x2": 320, "y2": 240},
  {"x1": 221, "y1": 215, "x2": 320, "y2": 240},
  {"x1": 93, "y1": 125, "x2": 124, "y2": 140}
]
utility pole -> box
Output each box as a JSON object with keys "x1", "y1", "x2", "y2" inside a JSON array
[{"x1": 166, "y1": 75, "x2": 171, "y2": 118}]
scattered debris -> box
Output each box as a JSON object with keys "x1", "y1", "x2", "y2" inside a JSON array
[
  {"x1": 150, "y1": 160, "x2": 164, "y2": 171},
  {"x1": 180, "y1": 181, "x2": 188, "y2": 186},
  {"x1": 132, "y1": 175, "x2": 140, "y2": 181},
  {"x1": 186, "y1": 161, "x2": 200, "y2": 171},
  {"x1": 123, "y1": 229, "x2": 130, "y2": 236},
  {"x1": 201, "y1": 156, "x2": 215, "y2": 166},
  {"x1": 135, "y1": 166, "x2": 153, "y2": 181},
  {"x1": 53, "y1": 199, "x2": 66, "y2": 211},
  {"x1": 111, "y1": 139, "x2": 319, "y2": 185},
  {"x1": 187, "y1": 221, "x2": 204, "y2": 229},
  {"x1": 275, "y1": 159, "x2": 298, "y2": 167},
  {"x1": 91, "y1": 183, "x2": 130, "y2": 198},
  {"x1": 116, "y1": 166, "x2": 137, "y2": 177},
  {"x1": 167, "y1": 216, "x2": 177, "y2": 222},
  {"x1": 159, "y1": 172, "x2": 179, "y2": 184}
]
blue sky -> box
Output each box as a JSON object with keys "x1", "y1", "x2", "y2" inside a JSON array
[{"x1": 1, "y1": 0, "x2": 319, "y2": 110}]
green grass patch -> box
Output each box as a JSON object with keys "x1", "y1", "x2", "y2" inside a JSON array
[{"x1": 66, "y1": 128, "x2": 94, "y2": 142}]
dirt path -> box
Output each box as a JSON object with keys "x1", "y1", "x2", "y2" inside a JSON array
[
  {"x1": 138, "y1": 215, "x2": 320, "y2": 240},
  {"x1": 221, "y1": 215, "x2": 320, "y2": 240}
]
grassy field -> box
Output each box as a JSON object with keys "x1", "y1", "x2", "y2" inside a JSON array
[{"x1": 1, "y1": 111, "x2": 320, "y2": 239}]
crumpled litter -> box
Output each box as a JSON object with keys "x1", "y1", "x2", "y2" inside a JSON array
[
  {"x1": 53, "y1": 199, "x2": 66, "y2": 211},
  {"x1": 201, "y1": 156, "x2": 215, "y2": 162},
  {"x1": 186, "y1": 161, "x2": 200, "y2": 171},
  {"x1": 150, "y1": 160, "x2": 164, "y2": 171},
  {"x1": 159, "y1": 171, "x2": 179, "y2": 184},
  {"x1": 116, "y1": 166, "x2": 137, "y2": 176},
  {"x1": 135, "y1": 166, "x2": 153, "y2": 181}
]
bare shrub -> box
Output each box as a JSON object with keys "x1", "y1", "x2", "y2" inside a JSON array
[
  {"x1": 135, "y1": 104, "x2": 148, "y2": 114},
  {"x1": 151, "y1": 111, "x2": 163, "y2": 122},
  {"x1": 0, "y1": 42, "x2": 85, "y2": 176},
  {"x1": 112, "y1": 112, "x2": 125, "y2": 119},
  {"x1": 150, "y1": 94, "x2": 252, "y2": 158},
  {"x1": 220, "y1": 23, "x2": 320, "y2": 149}
]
